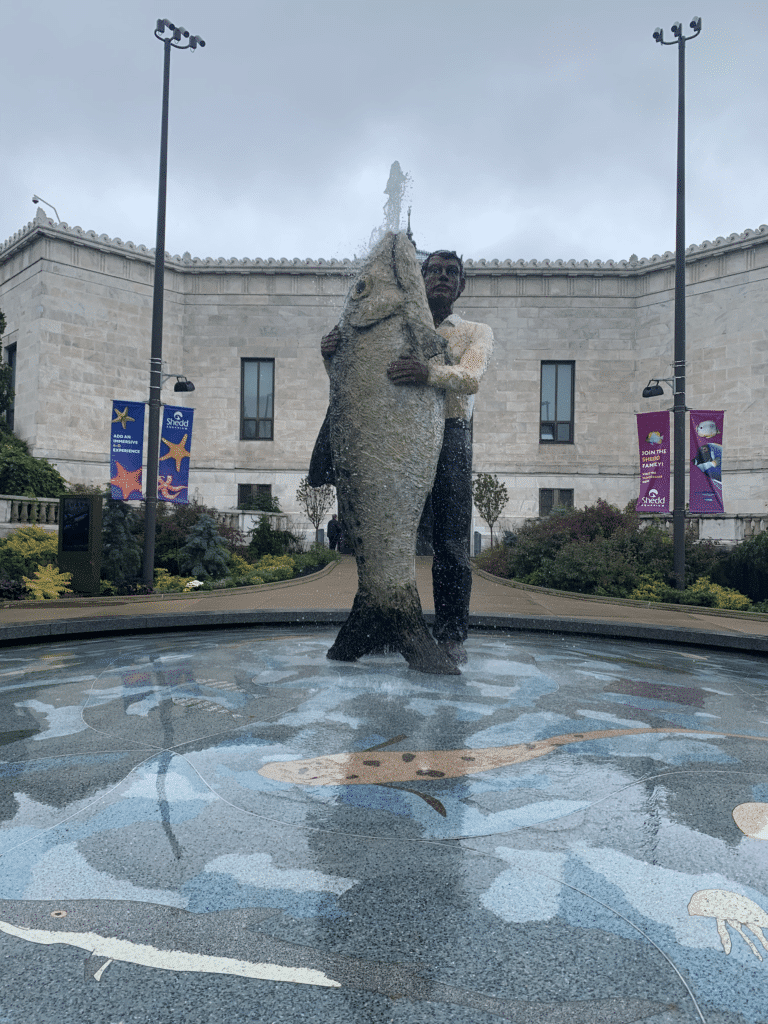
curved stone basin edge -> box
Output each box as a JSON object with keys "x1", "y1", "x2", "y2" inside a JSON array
[{"x1": 1, "y1": 610, "x2": 766, "y2": 656}]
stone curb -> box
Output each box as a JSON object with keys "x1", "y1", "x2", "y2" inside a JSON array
[{"x1": 1, "y1": 607, "x2": 767, "y2": 657}]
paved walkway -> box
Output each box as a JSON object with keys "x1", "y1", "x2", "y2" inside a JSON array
[{"x1": 1, "y1": 556, "x2": 767, "y2": 655}]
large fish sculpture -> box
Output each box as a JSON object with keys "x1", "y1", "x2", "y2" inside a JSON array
[{"x1": 325, "y1": 231, "x2": 458, "y2": 675}]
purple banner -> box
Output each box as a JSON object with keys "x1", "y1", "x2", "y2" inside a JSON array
[
  {"x1": 636, "y1": 411, "x2": 670, "y2": 512},
  {"x1": 110, "y1": 401, "x2": 145, "y2": 500},
  {"x1": 690, "y1": 410, "x2": 724, "y2": 513},
  {"x1": 158, "y1": 405, "x2": 194, "y2": 503}
]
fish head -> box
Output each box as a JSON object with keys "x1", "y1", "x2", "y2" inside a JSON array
[
  {"x1": 0, "y1": 899, "x2": 91, "y2": 939},
  {"x1": 696, "y1": 421, "x2": 717, "y2": 438},
  {"x1": 342, "y1": 232, "x2": 428, "y2": 330},
  {"x1": 259, "y1": 753, "x2": 354, "y2": 786}
]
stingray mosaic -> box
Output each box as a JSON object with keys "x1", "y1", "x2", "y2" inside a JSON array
[{"x1": 0, "y1": 628, "x2": 766, "y2": 1024}]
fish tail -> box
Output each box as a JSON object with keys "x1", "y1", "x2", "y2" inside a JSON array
[{"x1": 327, "y1": 587, "x2": 460, "y2": 676}]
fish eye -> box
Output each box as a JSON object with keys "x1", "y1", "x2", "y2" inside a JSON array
[
  {"x1": 354, "y1": 278, "x2": 369, "y2": 296},
  {"x1": 51, "y1": 910, "x2": 67, "y2": 918}
]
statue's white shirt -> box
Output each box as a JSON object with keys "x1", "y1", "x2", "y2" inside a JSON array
[{"x1": 429, "y1": 314, "x2": 494, "y2": 422}]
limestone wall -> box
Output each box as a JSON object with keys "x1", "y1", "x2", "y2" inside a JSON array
[{"x1": 1, "y1": 212, "x2": 766, "y2": 524}]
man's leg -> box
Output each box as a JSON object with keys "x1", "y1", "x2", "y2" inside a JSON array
[{"x1": 431, "y1": 420, "x2": 472, "y2": 653}]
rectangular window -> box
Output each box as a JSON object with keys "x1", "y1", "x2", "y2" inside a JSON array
[
  {"x1": 241, "y1": 359, "x2": 274, "y2": 440},
  {"x1": 3, "y1": 343, "x2": 16, "y2": 432},
  {"x1": 539, "y1": 488, "x2": 574, "y2": 517},
  {"x1": 238, "y1": 483, "x2": 273, "y2": 509},
  {"x1": 540, "y1": 361, "x2": 574, "y2": 443}
]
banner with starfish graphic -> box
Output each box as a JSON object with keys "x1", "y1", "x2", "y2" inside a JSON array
[
  {"x1": 158, "y1": 405, "x2": 194, "y2": 503},
  {"x1": 110, "y1": 401, "x2": 145, "y2": 500}
]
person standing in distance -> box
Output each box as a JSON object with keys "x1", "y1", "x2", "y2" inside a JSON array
[{"x1": 321, "y1": 249, "x2": 493, "y2": 665}]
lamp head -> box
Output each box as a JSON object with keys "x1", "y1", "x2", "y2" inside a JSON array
[
  {"x1": 642, "y1": 381, "x2": 665, "y2": 399},
  {"x1": 173, "y1": 377, "x2": 195, "y2": 393}
]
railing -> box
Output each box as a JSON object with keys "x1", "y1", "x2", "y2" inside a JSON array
[{"x1": 0, "y1": 495, "x2": 60, "y2": 529}]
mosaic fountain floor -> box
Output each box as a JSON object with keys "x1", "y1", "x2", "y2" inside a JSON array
[{"x1": 0, "y1": 628, "x2": 766, "y2": 1024}]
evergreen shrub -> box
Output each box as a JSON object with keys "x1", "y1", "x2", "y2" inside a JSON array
[
  {"x1": 102, "y1": 499, "x2": 143, "y2": 591},
  {"x1": 712, "y1": 532, "x2": 768, "y2": 603},
  {"x1": 178, "y1": 515, "x2": 231, "y2": 580},
  {"x1": 247, "y1": 516, "x2": 303, "y2": 559}
]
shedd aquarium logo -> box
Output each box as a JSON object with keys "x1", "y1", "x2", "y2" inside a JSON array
[
  {"x1": 644, "y1": 488, "x2": 666, "y2": 505},
  {"x1": 165, "y1": 410, "x2": 190, "y2": 430}
]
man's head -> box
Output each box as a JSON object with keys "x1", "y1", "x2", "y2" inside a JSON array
[{"x1": 421, "y1": 251, "x2": 466, "y2": 319}]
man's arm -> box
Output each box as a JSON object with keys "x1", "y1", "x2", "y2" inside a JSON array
[{"x1": 426, "y1": 322, "x2": 493, "y2": 395}]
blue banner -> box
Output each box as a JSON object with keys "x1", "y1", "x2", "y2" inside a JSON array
[
  {"x1": 158, "y1": 405, "x2": 194, "y2": 503},
  {"x1": 110, "y1": 401, "x2": 145, "y2": 500}
]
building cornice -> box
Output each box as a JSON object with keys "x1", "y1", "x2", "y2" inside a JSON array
[{"x1": 2, "y1": 209, "x2": 767, "y2": 276}]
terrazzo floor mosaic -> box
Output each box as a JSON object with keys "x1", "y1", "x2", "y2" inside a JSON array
[{"x1": 0, "y1": 628, "x2": 767, "y2": 1024}]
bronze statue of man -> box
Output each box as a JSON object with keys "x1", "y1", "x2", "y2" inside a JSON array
[{"x1": 316, "y1": 249, "x2": 493, "y2": 665}]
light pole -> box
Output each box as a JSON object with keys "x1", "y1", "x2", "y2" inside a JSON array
[
  {"x1": 651, "y1": 16, "x2": 701, "y2": 590},
  {"x1": 31, "y1": 195, "x2": 61, "y2": 222},
  {"x1": 142, "y1": 19, "x2": 205, "y2": 588}
]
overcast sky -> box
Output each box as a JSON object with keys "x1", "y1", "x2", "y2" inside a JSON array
[{"x1": 2, "y1": 0, "x2": 766, "y2": 263}]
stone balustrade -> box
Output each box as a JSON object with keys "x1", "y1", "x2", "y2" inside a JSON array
[{"x1": 0, "y1": 495, "x2": 61, "y2": 538}]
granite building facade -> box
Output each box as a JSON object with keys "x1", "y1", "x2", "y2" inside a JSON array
[{"x1": 1, "y1": 209, "x2": 766, "y2": 538}]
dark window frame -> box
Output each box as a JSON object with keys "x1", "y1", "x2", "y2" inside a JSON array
[
  {"x1": 3, "y1": 342, "x2": 16, "y2": 432},
  {"x1": 237, "y1": 483, "x2": 273, "y2": 509},
  {"x1": 539, "y1": 488, "x2": 575, "y2": 517},
  {"x1": 240, "y1": 358, "x2": 274, "y2": 441},
  {"x1": 539, "y1": 360, "x2": 575, "y2": 444}
]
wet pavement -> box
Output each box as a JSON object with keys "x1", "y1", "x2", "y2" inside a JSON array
[{"x1": 1, "y1": 627, "x2": 767, "y2": 1023}]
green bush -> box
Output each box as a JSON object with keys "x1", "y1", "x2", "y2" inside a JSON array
[
  {"x1": 291, "y1": 543, "x2": 340, "y2": 577},
  {"x1": 0, "y1": 525, "x2": 59, "y2": 581},
  {"x1": 151, "y1": 502, "x2": 244, "y2": 576},
  {"x1": 474, "y1": 543, "x2": 516, "y2": 579},
  {"x1": 685, "y1": 577, "x2": 752, "y2": 611},
  {"x1": 178, "y1": 514, "x2": 231, "y2": 580},
  {"x1": 713, "y1": 532, "x2": 768, "y2": 603},
  {"x1": 153, "y1": 568, "x2": 200, "y2": 593},
  {"x1": 0, "y1": 576, "x2": 26, "y2": 600},
  {"x1": 505, "y1": 499, "x2": 635, "y2": 580},
  {"x1": 22, "y1": 564, "x2": 72, "y2": 600},
  {"x1": 253, "y1": 554, "x2": 295, "y2": 582},
  {"x1": 0, "y1": 434, "x2": 68, "y2": 497},
  {"x1": 524, "y1": 534, "x2": 639, "y2": 597},
  {"x1": 102, "y1": 499, "x2": 143, "y2": 590},
  {"x1": 247, "y1": 515, "x2": 303, "y2": 559}
]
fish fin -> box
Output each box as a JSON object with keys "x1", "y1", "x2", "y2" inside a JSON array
[
  {"x1": 328, "y1": 588, "x2": 460, "y2": 676},
  {"x1": 85, "y1": 954, "x2": 114, "y2": 982},
  {"x1": 364, "y1": 735, "x2": 409, "y2": 752},
  {"x1": 404, "y1": 320, "x2": 448, "y2": 363},
  {"x1": 398, "y1": 788, "x2": 448, "y2": 817}
]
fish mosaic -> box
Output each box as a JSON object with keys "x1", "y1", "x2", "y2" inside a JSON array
[
  {"x1": 1, "y1": 630, "x2": 768, "y2": 1023},
  {"x1": 258, "y1": 726, "x2": 767, "y2": 787}
]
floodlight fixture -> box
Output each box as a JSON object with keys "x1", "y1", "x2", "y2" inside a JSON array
[{"x1": 31, "y1": 195, "x2": 60, "y2": 222}]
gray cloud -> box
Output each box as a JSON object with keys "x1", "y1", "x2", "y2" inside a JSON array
[{"x1": 2, "y1": 0, "x2": 766, "y2": 262}]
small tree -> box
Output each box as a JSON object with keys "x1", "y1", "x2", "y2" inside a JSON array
[
  {"x1": 472, "y1": 473, "x2": 509, "y2": 548},
  {"x1": 102, "y1": 498, "x2": 143, "y2": 590},
  {"x1": 295, "y1": 476, "x2": 336, "y2": 543},
  {"x1": 178, "y1": 514, "x2": 231, "y2": 580}
]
